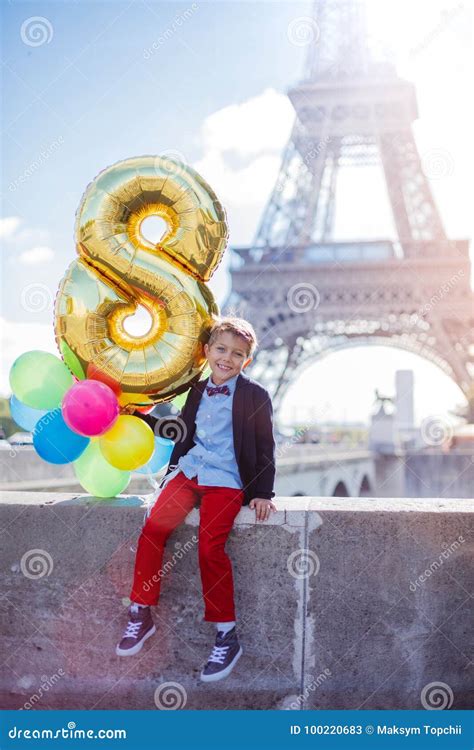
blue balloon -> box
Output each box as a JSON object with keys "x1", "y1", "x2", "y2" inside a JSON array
[
  {"x1": 10, "y1": 395, "x2": 46, "y2": 432},
  {"x1": 33, "y1": 409, "x2": 89, "y2": 464},
  {"x1": 136, "y1": 436, "x2": 174, "y2": 475}
]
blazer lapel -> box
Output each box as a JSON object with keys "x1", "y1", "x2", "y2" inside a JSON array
[
  {"x1": 185, "y1": 377, "x2": 208, "y2": 434},
  {"x1": 232, "y1": 372, "x2": 249, "y2": 462}
]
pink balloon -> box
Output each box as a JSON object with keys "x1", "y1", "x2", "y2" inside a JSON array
[{"x1": 62, "y1": 380, "x2": 119, "y2": 437}]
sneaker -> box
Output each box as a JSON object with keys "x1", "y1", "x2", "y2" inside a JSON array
[
  {"x1": 200, "y1": 627, "x2": 243, "y2": 682},
  {"x1": 115, "y1": 603, "x2": 156, "y2": 656}
]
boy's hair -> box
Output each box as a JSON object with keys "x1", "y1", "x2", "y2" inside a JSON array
[{"x1": 207, "y1": 316, "x2": 257, "y2": 358}]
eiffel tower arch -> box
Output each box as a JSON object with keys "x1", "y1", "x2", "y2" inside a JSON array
[{"x1": 223, "y1": 0, "x2": 473, "y2": 413}]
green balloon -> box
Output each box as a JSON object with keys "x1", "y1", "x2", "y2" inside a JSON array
[
  {"x1": 59, "y1": 339, "x2": 86, "y2": 380},
  {"x1": 74, "y1": 441, "x2": 131, "y2": 498},
  {"x1": 9, "y1": 350, "x2": 74, "y2": 410},
  {"x1": 171, "y1": 390, "x2": 189, "y2": 410}
]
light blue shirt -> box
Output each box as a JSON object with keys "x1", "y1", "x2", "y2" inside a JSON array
[{"x1": 162, "y1": 373, "x2": 242, "y2": 490}]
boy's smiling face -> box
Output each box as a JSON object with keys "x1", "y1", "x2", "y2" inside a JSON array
[{"x1": 204, "y1": 331, "x2": 252, "y2": 385}]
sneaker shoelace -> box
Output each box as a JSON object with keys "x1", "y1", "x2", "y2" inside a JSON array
[
  {"x1": 124, "y1": 620, "x2": 142, "y2": 639},
  {"x1": 208, "y1": 644, "x2": 229, "y2": 664}
]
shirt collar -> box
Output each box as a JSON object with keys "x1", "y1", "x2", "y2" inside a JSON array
[{"x1": 207, "y1": 372, "x2": 239, "y2": 394}]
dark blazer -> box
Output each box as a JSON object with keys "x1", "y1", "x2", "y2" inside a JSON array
[{"x1": 142, "y1": 371, "x2": 276, "y2": 506}]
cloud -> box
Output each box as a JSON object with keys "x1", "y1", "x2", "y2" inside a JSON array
[
  {"x1": 200, "y1": 88, "x2": 294, "y2": 157},
  {"x1": 19, "y1": 246, "x2": 55, "y2": 265},
  {"x1": 2, "y1": 217, "x2": 55, "y2": 275},
  {"x1": 195, "y1": 148, "x2": 282, "y2": 206},
  {"x1": 194, "y1": 88, "x2": 294, "y2": 245},
  {"x1": 1, "y1": 317, "x2": 58, "y2": 396},
  {"x1": 2, "y1": 215, "x2": 52, "y2": 253},
  {"x1": 0, "y1": 216, "x2": 22, "y2": 239}
]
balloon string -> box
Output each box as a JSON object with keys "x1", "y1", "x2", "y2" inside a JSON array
[{"x1": 145, "y1": 472, "x2": 160, "y2": 491}]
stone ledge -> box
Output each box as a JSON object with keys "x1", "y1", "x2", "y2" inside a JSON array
[
  {"x1": 0, "y1": 493, "x2": 472, "y2": 710},
  {"x1": 1, "y1": 491, "x2": 471, "y2": 513}
]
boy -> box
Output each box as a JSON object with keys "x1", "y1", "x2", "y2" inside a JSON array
[{"x1": 116, "y1": 317, "x2": 276, "y2": 682}]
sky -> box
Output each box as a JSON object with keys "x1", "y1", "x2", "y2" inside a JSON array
[{"x1": 1, "y1": 0, "x2": 472, "y2": 427}]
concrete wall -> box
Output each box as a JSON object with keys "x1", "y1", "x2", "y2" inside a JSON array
[
  {"x1": 0, "y1": 446, "x2": 75, "y2": 485},
  {"x1": 404, "y1": 451, "x2": 474, "y2": 499},
  {"x1": 0, "y1": 492, "x2": 472, "y2": 711}
]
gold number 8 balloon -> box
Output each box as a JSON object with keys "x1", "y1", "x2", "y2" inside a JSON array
[{"x1": 54, "y1": 156, "x2": 227, "y2": 408}]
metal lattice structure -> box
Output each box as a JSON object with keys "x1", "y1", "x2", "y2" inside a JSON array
[{"x1": 224, "y1": 0, "x2": 473, "y2": 411}]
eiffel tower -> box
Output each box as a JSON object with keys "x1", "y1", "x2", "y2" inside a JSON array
[{"x1": 224, "y1": 0, "x2": 473, "y2": 412}]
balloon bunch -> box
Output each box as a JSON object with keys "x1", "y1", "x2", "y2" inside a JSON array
[
  {"x1": 9, "y1": 350, "x2": 174, "y2": 497},
  {"x1": 8, "y1": 155, "x2": 228, "y2": 498}
]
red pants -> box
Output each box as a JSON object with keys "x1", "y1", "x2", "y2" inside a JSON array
[{"x1": 130, "y1": 472, "x2": 244, "y2": 622}]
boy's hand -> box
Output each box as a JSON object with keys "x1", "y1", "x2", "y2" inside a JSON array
[{"x1": 249, "y1": 497, "x2": 277, "y2": 522}]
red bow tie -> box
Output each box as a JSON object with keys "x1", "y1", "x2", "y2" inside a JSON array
[{"x1": 206, "y1": 384, "x2": 230, "y2": 397}]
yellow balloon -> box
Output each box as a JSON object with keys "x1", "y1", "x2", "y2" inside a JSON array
[
  {"x1": 54, "y1": 156, "x2": 228, "y2": 407},
  {"x1": 99, "y1": 415, "x2": 155, "y2": 471}
]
